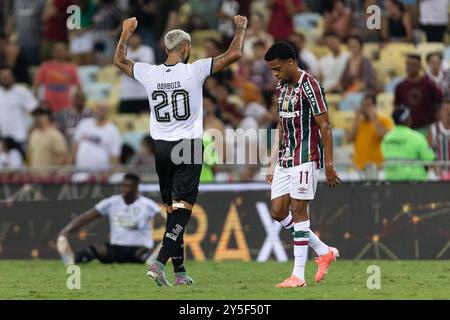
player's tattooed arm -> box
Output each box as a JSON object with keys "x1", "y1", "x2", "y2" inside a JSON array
[
  {"x1": 315, "y1": 112, "x2": 342, "y2": 188},
  {"x1": 59, "y1": 209, "x2": 102, "y2": 237},
  {"x1": 212, "y1": 15, "x2": 248, "y2": 74},
  {"x1": 114, "y1": 17, "x2": 138, "y2": 78}
]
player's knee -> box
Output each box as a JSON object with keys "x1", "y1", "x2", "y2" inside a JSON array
[
  {"x1": 290, "y1": 202, "x2": 308, "y2": 219},
  {"x1": 271, "y1": 206, "x2": 287, "y2": 221}
]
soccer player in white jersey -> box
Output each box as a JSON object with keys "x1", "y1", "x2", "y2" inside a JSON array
[
  {"x1": 114, "y1": 16, "x2": 247, "y2": 286},
  {"x1": 56, "y1": 173, "x2": 161, "y2": 265}
]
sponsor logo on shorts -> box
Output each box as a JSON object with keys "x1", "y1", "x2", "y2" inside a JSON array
[{"x1": 298, "y1": 187, "x2": 308, "y2": 194}]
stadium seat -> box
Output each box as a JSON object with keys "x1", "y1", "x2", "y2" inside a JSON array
[
  {"x1": 325, "y1": 93, "x2": 341, "y2": 111},
  {"x1": 330, "y1": 110, "x2": 355, "y2": 131},
  {"x1": 363, "y1": 42, "x2": 380, "y2": 60},
  {"x1": 338, "y1": 92, "x2": 364, "y2": 111},
  {"x1": 84, "y1": 82, "x2": 112, "y2": 101},
  {"x1": 293, "y1": 13, "x2": 322, "y2": 31},
  {"x1": 112, "y1": 114, "x2": 137, "y2": 133},
  {"x1": 191, "y1": 30, "x2": 221, "y2": 47},
  {"x1": 376, "y1": 92, "x2": 394, "y2": 115},
  {"x1": 78, "y1": 65, "x2": 100, "y2": 89},
  {"x1": 97, "y1": 65, "x2": 120, "y2": 85},
  {"x1": 379, "y1": 43, "x2": 415, "y2": 77},
  {"x1": 384, "y1": 76, "x2": 403, "y2": 93}
]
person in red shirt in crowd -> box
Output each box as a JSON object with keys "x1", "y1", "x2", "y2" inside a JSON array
[
  {"x1": 41, "y1": 0, "x2": 72, "y2": 61},
  {"x1": 394, "y1": 54, "x2": 443, "y2": 132},
  {"x1": 33, "y1": 42, "x2": 82, "y2": 113},
  {"x1": 267, "y1": 0, "x2": 302, "y2": 41}
]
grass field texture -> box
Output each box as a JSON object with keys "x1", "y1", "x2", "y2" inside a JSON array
[{"x1": 0, "y1": 260, "x2": 449, "y2": 300}]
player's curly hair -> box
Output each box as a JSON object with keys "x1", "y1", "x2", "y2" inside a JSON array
[{"x1": 264, "y1": 42, "x2": 296, "y2": 62}]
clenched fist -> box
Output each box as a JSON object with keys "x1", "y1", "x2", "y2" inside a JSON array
[
  {"x1": 122, "y1": 17, "x2": 138, "y2": 36},
  {"x1": 234, "y1": 15, "x2": 248, "y2": 30}
]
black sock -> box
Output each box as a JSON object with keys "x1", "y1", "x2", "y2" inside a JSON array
[
  {"x1": 157, "y1": 208, "x2": 191, "y2": 266},
  {"x1": 172, "y1": 239, "x2": 186, "y2": 273},
  {"x1": 75, "y1": 246, "x2": 97, "y2": 263}
]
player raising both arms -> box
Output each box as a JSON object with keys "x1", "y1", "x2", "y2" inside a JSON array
[
  {"x1": 265, "y1": 42, "x2": 341, "y2": 288},
  {"x1": 114, "y1": 16, "x2": 247, "y2": 286}
]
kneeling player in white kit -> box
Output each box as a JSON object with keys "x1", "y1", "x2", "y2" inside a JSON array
[
  {"x1": 57, "y1": 173, "x2": 161, "y2": 265},
  {"x1": 265, "y1": 42, "x2": 342, "y2": 287},
  {"x1": 114, "y1": 16, "x2": 247, "y2": 286}
]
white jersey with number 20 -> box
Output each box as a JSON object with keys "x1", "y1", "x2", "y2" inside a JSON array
[{"x1": 132, "y1": 58, "x2": 213, "y2": 141}]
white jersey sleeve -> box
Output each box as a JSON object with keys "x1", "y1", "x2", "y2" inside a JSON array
[
  {"x1": 143, "y1": 198, "x2": 161, "y2": 219},
  {"x1": 94, "y1": 196, "x2": 113, "y2": 216},
  {"x1": 133, "y1": 62, "x2": 155, "y2": 86},
  {"x1": 191, "y1": 58, "x2": 213, "y2": 83}
]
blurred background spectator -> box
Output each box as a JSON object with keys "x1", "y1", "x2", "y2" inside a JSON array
[
  {"x1": 0, "y1": 67, "x2": 39, "y2": 149},
  {"x1": 267, "y1": 0, "x2": 302, "y2": 41},
  {"x1": 0, "y1": 137, "x2": 24, "y2": 170},
  {"x1": 426, "y1": 51, "x2": 450, "y2": 100},
  {"x1": 28, "y1": 107, "x2": 68, "y2": 167},
  {"x1": 55, "y1": 89, "x2": 95, "y2": 145},
  {"x1": 428, "y1": 101, "x2": 450, "y2": 180},
  {"x1": 323, "y1": 0, "x2": 352, "y2": 41},
  {"x1": 69, "y1": 0, "x2": 97, "y2": 66},
  {"x1": 33, "y1": 42, "x2": 81, "y2": 112},
  {"x1": 419, "y1": 0, "x2": 449, "y2": 43},
  {"x1": 71, "y1": 103, "x2": 121, "y2": 170},
  {"x1": 381, "y1": 0, "x2": 413, "y2": 43},
  {"x1": 129, "y1": 134, "x2": 156, "y2": 167},
  {"x1": 242, "y1": 12, "x2": 274, "y2": 59},
  {"x1": 394, "y1": 54, "x2": 443, "y2": 131},
  {"x1": 346, "y1": 93, "x2": 393, "y2": 171}
]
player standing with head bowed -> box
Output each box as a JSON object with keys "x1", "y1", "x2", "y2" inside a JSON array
[
  {"x1": 265, "y1": 42, "x2": 341, "y2": 287},
  {"x1": 114, "y1": 15, "x2": 248, "y2": 286}
]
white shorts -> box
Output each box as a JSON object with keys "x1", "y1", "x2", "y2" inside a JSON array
[
  {"x1": 271, "y1": 161, "x2": 320, "y2": 200},
  {"x1": 70, "y1": 31, "x2": 94, "y2": 54}
]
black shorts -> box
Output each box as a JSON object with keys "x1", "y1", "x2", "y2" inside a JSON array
[
  {"x1": 96, "y1": 243, "x2": 152, "y2": 264},
  {"x1": 154, "y1": 138, "x2": 203, "y2": 206}
]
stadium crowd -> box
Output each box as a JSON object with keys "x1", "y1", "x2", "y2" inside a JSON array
[{"x1": 0, "y1": 0, "x2": 449, "y2": 182}]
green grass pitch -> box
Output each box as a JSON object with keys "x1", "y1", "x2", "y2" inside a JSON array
[{"x1": 0, "y1": 260, "x2": 449, "y2": 300}]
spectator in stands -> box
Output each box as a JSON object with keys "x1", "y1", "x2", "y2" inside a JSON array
[
  {"x1": 242, "y1": 12, "x2": 274, "y2": 59},
  {"x1": 118, "y1": 33, "x2": 154, "y2": 114},
  {"x1": 428, "y1": 101, "x2": 450, "y2": 180},
  {"x1": 212, "y1": 83, "x2": 243, "y2": 129},
  {"x1": 239, "y1": 81, "x2": 272, "y2": 129},
  {"x1": 218, "y1": 0, "x2": 240, "y2": 47},
  {"x1": 204, "y1": 38, "x2": 233, "y2": 85},
  {"x1": 419, "y1": 0, "x2": 449, "y2": 43},
  {"x1": 151, "y1": 0, "x2": 180, "y2": 62},
  {"x1": 91, "y1": 0, "x2": 124, "y2": 65},
  {"x1": 33, "y1": 42, "x2": 81, "y2": 113},
  {"x1": 346, "y1": 94, "x2": 393, "y2": 171},
  {"x1": 288, "y1": 31, "x2": 319, "y2": 76},
  {"x1": 130, "y1": 135, "x2": 156, "y2": 168},
  {"x1": 55, "y1": 89, "x2": 95, "y2": 145},
  {"x1": 323, "y1": 0, "x2": 352, "y2": 41},
  {"x1": 188, "y1": 0, "x2": 221, "y2": 30},
  {"x1": 41, "y1": 0, "x2": 72, "y2": 61},
  {"x1": 350, "y1": 0, "x2": 382, "y2": 43},
  {"x1": 381, "y1": 107, "x2": 435, "y2": 181},
  {"x1": 340, "y1": 35, "x2": 376, "y2": 94},
  {"x1": 69, "y1": 0, "x2": 96, "y2": 66},
  {"x1": 0, "y1": 67, "x2": 39, "y2": 149},
  {"x1": 204, "y1": 95, "x2": 225, "y2": 134},
  {"x1": 318, "y1": 32, "x2": 350, "y2": 92},
  {"x1": 381, "y1": 0, "x2": 413, "y2": 43},
  {"x1": 394, "y1": 54, "x2": 443, "y2": 131},
  {"x1": 267, "y1": 0, "x2": 302, "y2": 41},
  {"x1": 28, "y1": 107, "x2": 69, "y2": 167},
  {"x1": 0, "y1": 137, "x2": 24, "y2": 170},
  {"x1": 426, "y1": 52, "x2": 450, "y2": 100},
  {"x1": 0, "y1": 39, "x2": 30, "y2": 84},
  {"x1": 71, "y1": 103, "x2": 122, "y2": 170},
  {"x1": 5, "y1": 0, "x2": 45, "y2": 66},
  {"x1": 128, "y1": 0, "x2": 157, "y2": 50}
]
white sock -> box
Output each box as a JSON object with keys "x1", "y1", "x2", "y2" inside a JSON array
[
  {"x1": 280, "y1": 212, "x2": 295, "y2": 235},
  {"x1": 292, "y1": 220, "x2": 310, "y2": 279},
  {"x1": 309, "y1": 230, "x2": 329, "y2": 256}
]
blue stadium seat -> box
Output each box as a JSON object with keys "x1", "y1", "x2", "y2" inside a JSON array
[
  {"x1": 78, "y1": 65, "x2": 100, "y2": 89},
  {"x1": 338, "y1": 92, "x2": 364, "y2": 111},
  {"x1": 293, "y1": 13, "x2": 322, "y2": 31},
  {"x1": 84, "y1": 82, "x2": 112, "y2": 101}
]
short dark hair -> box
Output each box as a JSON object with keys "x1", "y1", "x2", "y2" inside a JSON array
[
  {"x1": 347, "y1": 35, "x2": 363, "y2": 46},
  {"x1": 392, "y1": 107, "x2": 410, "y2": 125},
  {"x1": 426, "y1": 51, "x2": 443, "y2": 62},
  {"x1": 363, "y1": 93, "x2": 377, "y2": 105},
  {"x1": 124, "y1": 172, "x2": 140, "y2": 184},
  {"x1": 407, "y1": 53, "x2": 421, "y2": 63},
  {"x1": 31, "y1": 107, "x2": 52, "y2": 117},
  {"x1": 323, "y1": 31, "x2": 339, "y2": 39},
  {"x1": 264, "y1": 42, "x2": 297, "y2": 62}
]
